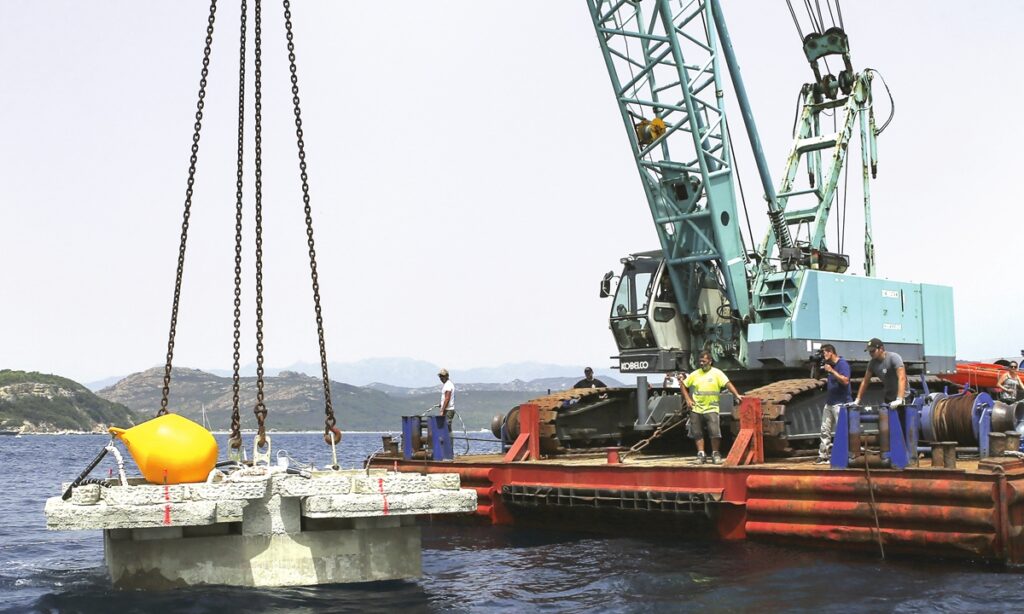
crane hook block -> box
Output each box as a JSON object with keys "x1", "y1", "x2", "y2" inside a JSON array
[{"x1": 635, "y1": 117, "x2": 666, "y2": 146}]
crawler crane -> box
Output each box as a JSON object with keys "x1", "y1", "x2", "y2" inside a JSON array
[{"x1": 495, "y1": 0, "x2": 955, "y2": 454}]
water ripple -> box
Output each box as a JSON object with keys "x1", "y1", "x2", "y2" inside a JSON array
[{"x1": 3, "y1": 434, "x2": 1024, "y2": 613}]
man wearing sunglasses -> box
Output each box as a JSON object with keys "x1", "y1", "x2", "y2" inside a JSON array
[{"x1": 854, "y1": 338, "x2": 906, "y2": 408}]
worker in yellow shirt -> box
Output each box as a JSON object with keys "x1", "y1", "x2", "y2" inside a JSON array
[{"x1": 680, "y1": 350, "x2": 744, "y2": 464}]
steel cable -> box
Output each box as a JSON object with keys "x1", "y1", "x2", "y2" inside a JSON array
[
  {"x1": 802, "y1": 0, "x2": 821, "y2": 33},
  {"x1": 819, "y1": 0, "x2": 834, "y2": 29},
  {"x1": 785, "y1": 0, "x2": 805, "y2": 40},
  {"x1": 865, "y1": 68, "x2": 895, "y2": 135},
  {"x1": 931, "y1": 395, "x2": 977, "y2": 445},
  {"x1": 862, "y1": 460, "x2": 886, "y2": 560}
]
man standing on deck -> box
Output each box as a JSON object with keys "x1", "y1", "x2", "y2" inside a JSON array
[
  {"x1": 573, "y1": 367, "x2": 607, "y2": 389},
  {"x1": 681, "y1": 351, "x2": 744, "y2": 465},
  {"x1": 438, "y1": 368, "x2": 455, "y2": 428},
  {"x1": 854, "y1": 338, "x2": 907, "y2": 407},
  {"x1": 816, "y1": 344, "x2": 852, "y2": 464}
]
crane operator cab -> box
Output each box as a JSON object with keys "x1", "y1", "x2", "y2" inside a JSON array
[{"x1": 601, "y1": 251, "x2": 698, "y2": 374}]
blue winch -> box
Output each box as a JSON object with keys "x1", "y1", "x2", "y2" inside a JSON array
[{"x1": 830, "y1": 385, "x2": 1024, "y2": 470}]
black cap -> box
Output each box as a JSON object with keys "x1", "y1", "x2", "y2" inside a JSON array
[
  {"x1": 584, "y1": 367, "x2": 593, "y2": 374},
  {"x1": 866, "y1": 338, "x2": 884, "y2": 350}
]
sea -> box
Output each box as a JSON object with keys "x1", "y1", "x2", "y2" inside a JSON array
[{"x1": 2, "y1": 431, "x2": 1022, "y2": 613}]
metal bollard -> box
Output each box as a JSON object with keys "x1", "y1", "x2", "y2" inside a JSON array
[
  {"x1": 1005, "y1": 431, "x2": 1022, "y2": 453},
  {"x1": 988, "y1": 432, "x2": 1007, "y2": 458},
  {"x1": 931, "y1": 441, "x2": 957, "y2": 468}
]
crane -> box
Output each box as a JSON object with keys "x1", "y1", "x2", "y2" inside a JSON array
[{"x1": 587, "y1": 0, "x2": 954, "y2": 388}]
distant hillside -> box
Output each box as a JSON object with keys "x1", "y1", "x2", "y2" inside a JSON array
[
  {"x1": 0, "y1": 370, "x2": 141, "y2": 433},
  {"x1": 96, "y1": 367, "x2": 564, "y2": 431},
  {"x1": 98, "y1": 367, "x2": 402, "y2": 432},
  {"x1": 85, "y1": 374, "x2": 128, "y2": 391},
  {"x1": 365, "y1": 375, "x2": 625, "y2": 396},
  {"x1": 251, "y1": 357, "x2": 623, "y2": 388}
]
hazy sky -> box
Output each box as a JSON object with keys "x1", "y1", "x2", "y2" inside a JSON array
[{"x1": 2, "y1": 1, "x2": 1022, "y2": 383}]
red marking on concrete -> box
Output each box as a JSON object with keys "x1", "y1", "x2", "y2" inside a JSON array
[
  {"x1": 163, "y1": 471, "x2": 171, "y2": 524},
  {"x1": 378, "y1": 477, "x2": 390, "y2": 515}
]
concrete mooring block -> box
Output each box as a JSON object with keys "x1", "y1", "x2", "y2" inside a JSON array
[{"x1": 46, "y1": 469, "x2": 476, "y2": 588}]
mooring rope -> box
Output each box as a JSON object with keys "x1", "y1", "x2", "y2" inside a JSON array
[{"x1": 862, "y1": 458, "x2": 886, "y2": 560}]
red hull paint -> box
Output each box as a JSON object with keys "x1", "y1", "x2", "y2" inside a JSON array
[{"x1": 374, "y1": 455, "x2": 1024, "y2": 564}]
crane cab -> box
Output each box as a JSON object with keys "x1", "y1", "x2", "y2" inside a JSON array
[{"x1": 602, "y1": 252, "x2": 691, "y2": 374}]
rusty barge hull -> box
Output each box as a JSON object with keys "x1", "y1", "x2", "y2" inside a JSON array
[{"x1": 371, "y1": 453, "x2": 1024, "y2": 565}]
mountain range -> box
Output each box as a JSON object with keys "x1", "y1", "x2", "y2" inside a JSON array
[
  {"x1": 89, "y1": 358, "x2": 624, "y2": 390},
  {"x1": 93, "y1": 366, "x2": 623, "y2": 432}
]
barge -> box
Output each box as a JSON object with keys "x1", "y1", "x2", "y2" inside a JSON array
[{"x1": 371, "y1": 398, "x2": 1024, "y2": 565}]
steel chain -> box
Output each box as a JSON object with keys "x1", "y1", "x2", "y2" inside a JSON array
[
  {"x1": 228, "y1": 0, "x2": 248, "y2": 448},
  {"x1": 282, "y1": 0, "x2": 337, "y2": 444},
  {"x1": 159, "y1": 0, "x2": 218, "y2": 417},
  {"x1": 253, "y1": 0, "x2": 269, "y2": 446},
  {"x1": 619, "y1": 411, "x2": 687, "y2": 461}
]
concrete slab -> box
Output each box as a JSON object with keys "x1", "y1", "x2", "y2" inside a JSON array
[{"x1": 45, "y1": 468, "x2": 477, "y2": 587}]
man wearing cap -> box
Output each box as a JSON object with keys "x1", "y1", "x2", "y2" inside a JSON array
[
  {"x1": 574, "y1": 367, "x2": 607, "y2": 389},
  {"x1": 854, "y1": 338, "x2": 907, "y2": 407},
  {"x1": 438, "y1": 368, "x2": 455, "y2": 427}
]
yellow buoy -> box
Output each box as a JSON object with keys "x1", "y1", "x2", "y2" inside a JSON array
[{"x1": 109, "y1": 414, "x2": 218, "y2": 485}]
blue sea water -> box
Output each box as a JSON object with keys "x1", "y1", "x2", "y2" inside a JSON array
[{"x1": 1, "y1": 432, "x2": 1023, "y2": 613}]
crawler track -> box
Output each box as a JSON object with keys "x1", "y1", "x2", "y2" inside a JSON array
[
  {"x1": 743, "y1": 378, "x2": 827, "y2": 454},
  {"x1": 504, "y1": 387, "x2": 609, "y2": 453},
  {"x1": 507, "y1": 380, "x2": 833, "y2": 456},
  {"x1": 506, "y1": 375, "x2": 950, "y2": 457}
]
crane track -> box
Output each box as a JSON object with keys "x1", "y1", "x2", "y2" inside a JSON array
[
  {"x1": 513, "y1": 375, "x2": 949, "y2": 457},
  {"x1": 507, "y1": 387, "x2": 608, "y2": 454},
  {"x1": 742, "y1": 378, "x2": 826, "y2": 454},
  {"x1": 514, "y1": 380, "x2": 830, "y2": 456}
]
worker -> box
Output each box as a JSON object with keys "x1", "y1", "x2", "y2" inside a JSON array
[
  {"x1": 815, "y1": 344, "x2": 852, "y2": 464},
  {"x1": 573, "y1": 367, "x2": 607, "y2": 389},
  {"x1": 680, "y1": 350, "x2": 744, "y2": 465},
  {"x1": 438, "y1": 368, "x2": 455, "y2": 428},
  {"x1": 854, "y1": 338, "x2": 906, "y2": 407},
  {"x1": 663, "y1": 371, "x2": 680, "y2": 390},
  {"x1": 997, "y1": 361, "x2": 1023, "y2": 403}
]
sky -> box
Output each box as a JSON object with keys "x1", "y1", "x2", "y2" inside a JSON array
[{"x1": 2, "y1": 1, "x2": 1022, "y2": 384}]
